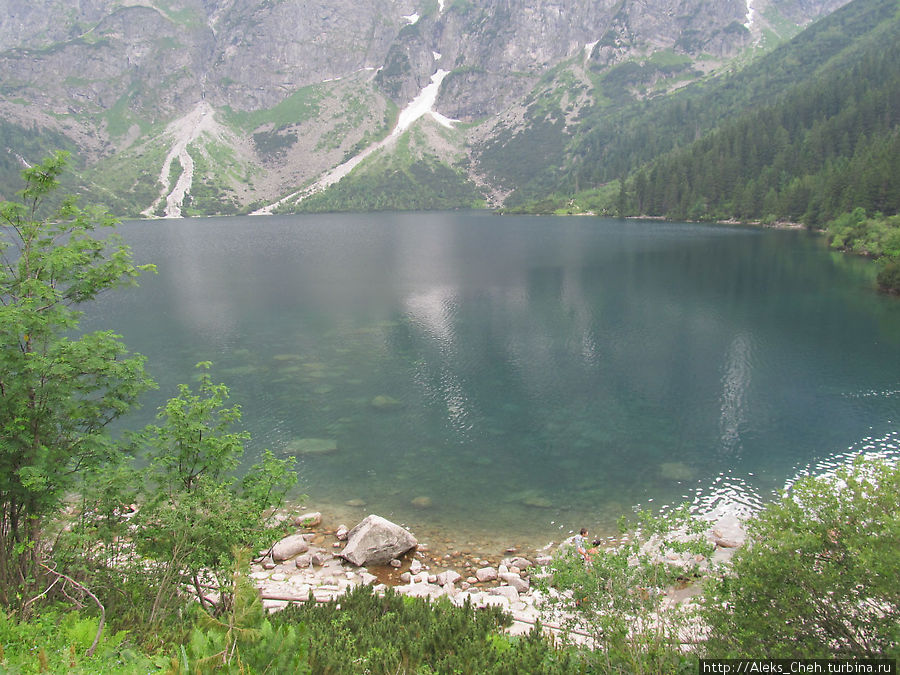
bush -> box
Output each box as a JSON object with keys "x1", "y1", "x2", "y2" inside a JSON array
[
  {"x1": 876, "y1": 259, "x2": 900, "y2": 294},
  {"x1": 703, "y1": 456, "x2": 900, "y2": 658},
  {"x1": 270, "y1": 584, "x2": 581, "y2": 673}
]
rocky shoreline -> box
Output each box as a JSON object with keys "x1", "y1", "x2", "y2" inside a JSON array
[{"x1": 251, "y1": 507, "x2": 748, "y2": 636}]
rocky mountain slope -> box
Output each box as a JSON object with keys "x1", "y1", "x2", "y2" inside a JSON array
[{"x1": 0, "y1": 0, "x2": 850, "y2": 216}]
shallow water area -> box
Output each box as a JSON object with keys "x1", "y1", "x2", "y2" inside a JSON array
[{"x1": 83, "y1": 212, "x2": 900, "y2": 554}]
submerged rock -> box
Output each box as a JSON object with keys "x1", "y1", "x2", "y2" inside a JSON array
[
  {"x1": 659, "y1": 461, "x2": 694, "y2": 481},
  {"x1": 293, "y1": 512, "x2": 322, "y2": 528},
  {"x1": 411, "y1": 496, "x2": 432, "y2": 509},
  {"x1": 370, "y1": 395, "x2": 403, "y2": 411},
  {"x1": 285, "y1": 438, "x2": 338, "y2": 456}
]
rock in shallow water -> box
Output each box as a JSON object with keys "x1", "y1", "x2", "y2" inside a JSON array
[
  {"x1": 370, "y1": 395, "x2": 402, "y2": 411},
  {"x1": 285, "y1": 438, "x2": 338, "y2": 455}
]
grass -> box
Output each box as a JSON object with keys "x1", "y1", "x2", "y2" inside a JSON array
[{"x1": 224, "y1": 85, "x2": 325, "y2": 132}]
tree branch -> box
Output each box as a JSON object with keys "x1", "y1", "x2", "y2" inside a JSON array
[{"x1": 38, "y1": 563, "x2": 106, "y2": 657}]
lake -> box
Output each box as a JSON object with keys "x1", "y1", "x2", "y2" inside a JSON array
[{"x1": 83, "y1": 212, "x2": 900, "y2": 554}]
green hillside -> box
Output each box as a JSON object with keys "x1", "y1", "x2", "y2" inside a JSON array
[
  {"x1": 499, "y1": 0, "x2": 899, "y2": 212},
  {"x1": 613, "y1": 1, "x2": 900, "y2": 226}
]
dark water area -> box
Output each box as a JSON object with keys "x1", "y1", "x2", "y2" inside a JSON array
[{"x1": 81, "y1": 212, "x2": 900, "y2": 553}]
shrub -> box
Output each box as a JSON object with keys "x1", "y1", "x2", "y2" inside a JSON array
[{"x1": 703, "y1": 456, "x2": 900, "y2": 658}]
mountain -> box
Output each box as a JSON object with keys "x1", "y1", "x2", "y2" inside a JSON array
[{"x1": 0, "y1": 0, "x2": 854, "y2": 217}]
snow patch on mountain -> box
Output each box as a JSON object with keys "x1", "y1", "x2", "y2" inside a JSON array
[
  {"x1": 253, "y1": 70, "x2": 456, "y2": 214},
  {"x1": 403, "y1": 13, "x2": 420, "y2": 24},
  {"x1": 744, "y1": 0, "x2": 757, "y2": 31},
  {"x1": 394, "y1": 70, "x2": 452, "y2": 134}
]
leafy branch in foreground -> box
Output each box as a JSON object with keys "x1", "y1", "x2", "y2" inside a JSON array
[
  {"x1": 132, "y1": 364, "x2": 298, "y2": 623},
  {"x1": 0, "y1": 151, "x2": 155, "y2": 611}
]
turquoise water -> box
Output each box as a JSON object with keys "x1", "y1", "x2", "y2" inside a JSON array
[{"x1": 83, "y1": 212, "x2": 900, "y2": 552}]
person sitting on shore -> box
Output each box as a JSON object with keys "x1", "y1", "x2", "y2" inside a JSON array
[{"x1": 573, "y1": 527, "x2": 592, "y2": 564}]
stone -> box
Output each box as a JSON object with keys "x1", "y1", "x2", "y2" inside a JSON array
[
  {"x1": 715, "y1": 538, "x2": 740, "y2": 548},
  {"x1": 461, "y1": 581, "x2": 471, "y2": 590},
  {"x1": 272, "y1": 534, "x2": 310, "y2": 562},
  {"x1": 293, "y1": 512, "x2": 323, "y2": 528},
  {"x1": 500, "y1": 573, "x2": 530, "y2": 594},
  {"x1": 390, "y1": 559, "x2": 402, "y2": 568},
  {"x1": 397, "y1": 583, "x2": 442, "y2": 599},
  {"x1": 507, "y1": 556, "x2": 534, "y2": 570},
  {"x1": 411, "y1": 496, "x2": 432, "y2": 509},
  {"x1": 339, "y1": 515, "x2": 418, "y2": 567},
  {"x1": 370, "y1": 395, "x2": 402, "y2": 411},
  {"x1": 295, "y1": 554, "x2": 312, "y2": 569},
  {"x1": 345, "y1": 499, "x2": 367, "y2": 507},
  {"x1": 400, "y1": 572, "x2": 412, "y2": 583},
  {"x1": 498, "y1": 564, "x2": 509, "y2": 575},
  {"x1": 285, "y1": 438, "x2": 338, "y2": 456},
  {"x1": 490, "y1": 586, "x2": 520, "y2": 601},
  {"x1": 467, "y1": 576, "x2": 477, "y2": 584},
  {"x1": 336, "y1": 524, "x2": 349, "y2": 541},
  {"x1": 360, "y1": 572, "x2": 378, "y2": 586},
  {"x1": 437, "y1": 570, "x2": 461, "y2": 586},
  {"x1": 310, "y1": 551, "x2": 332, "y2": 566},
  {"x1": 409, "y1": 559, "x2": 423, "y2": 574},
  {"x1": 262, "y1": 561, "x2": 276, "y2": 570},
  {"x1": 475, "y1": 567, "x2": 498, "y2": 583},
  {"x1": 658, "y1": 461, "x2": 694, "y2": 481}
]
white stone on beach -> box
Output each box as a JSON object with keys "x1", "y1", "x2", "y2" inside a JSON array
[
  {"x1": 476, "y1": 567, "x2": 498, "y2": 582},
  {"x1": 272, "y1": 534, "x2": 310, "y2": 561},
  {"x1": 500, "y1": 573, "x2": 529, "y2": 594},
  {"x1": 437, "y1": 570, "x2": 461, "y2": 586},
  {"x1": 491, "y1": 586, "x2": 520, "y2": 601}
]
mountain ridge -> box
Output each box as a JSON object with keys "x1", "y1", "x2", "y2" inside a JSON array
[{"x1": 0, "y1": 0, "x2": 854, "y2": 216}]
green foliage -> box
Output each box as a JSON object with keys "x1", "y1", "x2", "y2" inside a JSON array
[
  {"x1": 224, "y1": 85, "x2": 324, "y2": 132},
  {"x1": 132, "y1": 364, "x2": 297, "y2": 620},
  {"x1": 175, "y1": 552, "x2": 308, "y2": 674},
  {"x1": 510, "y1": 0, "x2": 900, "y2": 218},
  {"x1": 294, "y1": 143, "x2": 484, "y2": 213},
  {"x1": 0, "y1": 607, "x2": 164, "y2": 674},
  {"x1": 251, "y1": 128, "x2": 297, "y2": 160},
  {"x1": 827, "y1": 211, "x2": 900, "y2": 258},
  {"x1": 703, "y1": 456, "x2": 900, "y2": 658},
  {"x1": 538, "y1": 507, "x2": 706, "y2": 673},
  {"x1": 0, "y1": 153, "x2": 155, "y2": 608},
  {"x1": 272, "y1": 584, "x2": 580, "y2": 673},
  {"x1": 876, "y1": 259, "x2": 900, "y2": 294}
]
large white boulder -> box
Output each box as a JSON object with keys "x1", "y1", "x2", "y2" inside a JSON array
[{"x1": 339, "y1": 515, "x2": 417, "y2": 567}]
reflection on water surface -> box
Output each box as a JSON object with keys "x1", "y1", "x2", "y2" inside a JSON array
[{"x1": 82, "y1": 213, "x2": 900, "y2": 553}]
